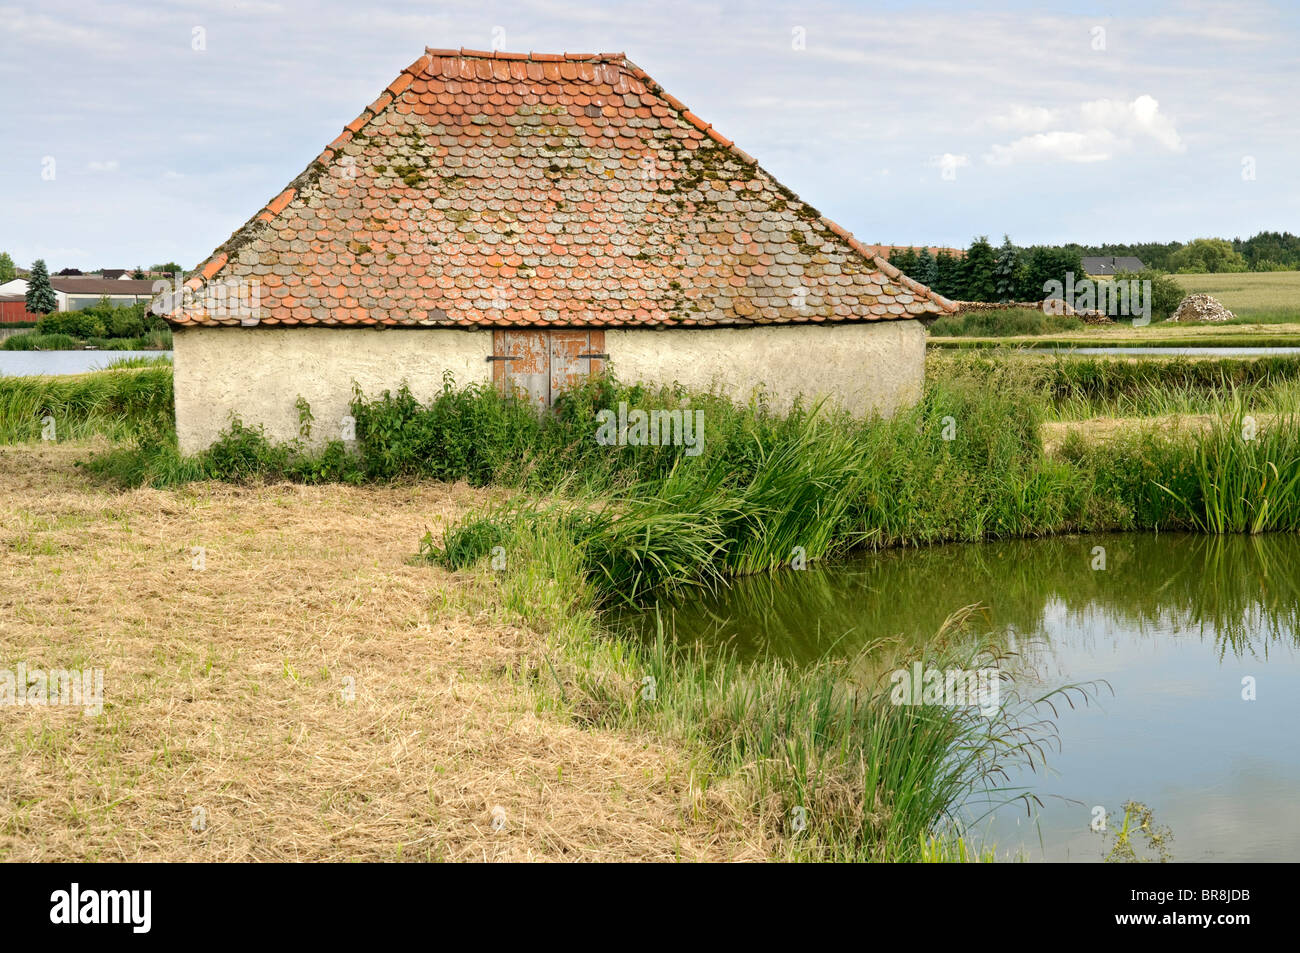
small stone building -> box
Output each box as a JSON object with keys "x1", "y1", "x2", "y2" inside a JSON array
[{"x1": 162, "y1": 48, "x2": 956, "y2": 452}]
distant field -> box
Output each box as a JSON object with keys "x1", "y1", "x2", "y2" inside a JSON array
[
  {"x1": 930, "y1": 271, "x2": 1300, "y2": 346},
  {"x1": 1175, "y1": 271, "x2": 1300, "y2": 322}
]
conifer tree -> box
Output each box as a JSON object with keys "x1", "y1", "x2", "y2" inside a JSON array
[{"x1": 25, "y1": 258, "x2": 57, "y2": 314}]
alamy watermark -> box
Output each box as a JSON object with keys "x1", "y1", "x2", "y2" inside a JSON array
[
  {"x1": 49, "y1": 883, "x2": 150, "y2": 933},
  {"x1": 1042, "y1": 272, "x2": 1151, "y2": 326},
  {"x1": 1, "y1": 663, "x2": 104, "y2": 716},
  {"x1": 889, "y1": 662, "x2": 1000, "y2": 718},
  {"x1": 595, "y1": 402, "x2": 705, "y2": 456},
  {"x1": 152, "y1": 275, "x2": 264, "y2": 325}
]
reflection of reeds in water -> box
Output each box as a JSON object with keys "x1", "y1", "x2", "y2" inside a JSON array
[
  {"x1": 615, "y1": 606, "x2": 1090, "y2": 860},
  {"x1": 631, "y1": 532, "x2": 1300, "y2": 666}
]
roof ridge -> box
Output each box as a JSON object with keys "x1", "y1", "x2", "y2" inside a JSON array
[{"x1": 423, "y1": 48, "x2": 627, "y2": 62}]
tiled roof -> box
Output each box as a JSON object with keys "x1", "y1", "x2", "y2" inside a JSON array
[
  {"x1": 49, "y1": 278, "x2": 158, "y2": 295},
  {"x1": 1081, "y1": 256, "x2": 1146, "y2": 275},
  {"x1": 166, "y1": 49, "x2": 957, "y2": 329},
  {"x1": 871, "y1": 245, "x2": 966, "y2": 259}
]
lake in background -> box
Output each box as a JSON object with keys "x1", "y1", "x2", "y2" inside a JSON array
[
  {"x1": 622, "y1": 533, "x2": 1300, "y2": 861},
  {"x1": 0, "y1": 351, "x2": 172, "y2": 376}
]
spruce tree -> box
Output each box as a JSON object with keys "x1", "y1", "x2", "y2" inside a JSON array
[
  {"x1": 25, "y1": 258, "x2": 57, "y2": 314},
  {"x1": 917, "y1": 247, "x2": 938, "y2": 290},
  {"x1": 890, "y1": 247, "x2": 919, "y2": 279},
  {"x1": 994, "y1": 235, "x2": 1022, "y2": 302},
  {"x1": 935, "y1": 250, "x2": 960, "y2": 299},
  {"x1": 961, "y1": 236, "x2": 998, "y2": 302}
]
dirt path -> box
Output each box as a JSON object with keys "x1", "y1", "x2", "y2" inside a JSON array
[{"x1": 0, "y1": 443, "x2": 757, "y2": 861}]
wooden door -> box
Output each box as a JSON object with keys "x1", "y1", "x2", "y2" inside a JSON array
[
  {"x1": 492, "y1": 330, "x2": 604, "y2": 408},
  {"x1": 549, "y1": 330, "x2": 605, "y2": 403},
  {"x1": 491, "y1": 329, "x2": 550, "y2": 411}
]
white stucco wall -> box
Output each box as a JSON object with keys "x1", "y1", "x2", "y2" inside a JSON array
[
  {"x1": 172, "y1": 320, "x2": 925, "y2": 452},
  {"x1": 607, "y1": 320, "x2": 926, "y2": 418},
  {"x1": 172, "y1": 327, "x2": 492, "y2": 452}
]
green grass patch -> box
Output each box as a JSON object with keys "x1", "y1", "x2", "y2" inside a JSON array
[
  {"x1": 928, "y1": 308, "x2": 1084, "y2": 337},
  {"x1": 2, "y1": 333, "x2": 81, "y2": 351},
  {"x1": 931, "y1": 351, "x2": 1300, "y2": 419},
  {"x1": 0, "y1": 367, "x2": 174, "y2": 444},
  {"x1": 1174, "y1": 270, "x2": 1300, "y2": 322},
  {"x1": 2, "y1": 329, "x2": 172, "y2": 351}
]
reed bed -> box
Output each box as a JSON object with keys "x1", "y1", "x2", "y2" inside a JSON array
[
  {"x1": 464, "y1": 521, "x2": 1081, "y2": 861},
  {"x1": 0, "y1": 366, "x2": 173, "y2": 444}
]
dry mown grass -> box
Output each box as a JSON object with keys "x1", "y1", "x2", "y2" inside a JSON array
[
  {"x1": 1039, "y1": 412, "x2": 1281, "y2": 455},
  {"x1": 0, "y1": 442, "x2": 758, "y2": 862}
]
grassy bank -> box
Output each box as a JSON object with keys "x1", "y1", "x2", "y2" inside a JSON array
[
  {"x1": 928, "y1": 308, "x2": 1085, "y2": 338},
  {"x1": 420, "y1": 362, "x2": 1300, "y2": 596},
  {"x1": 0, "y1": 366, "x2": 174, "y2": 443},
  {"x1": 931, "y1": 351, "x2": 1300, "y2": 420},
  {"x1": 2, "y1": 329, "x2": 172, "y2": 351},
  {"x1": 930, "y1": 331, "x2": 1300, "y2": 349},
  {"x1": 445, "y1": 521, "x2": 1065, "y2": 860}
]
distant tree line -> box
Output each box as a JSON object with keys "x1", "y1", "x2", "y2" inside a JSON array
[
  {"x1": 889, "y1": 237, "x2": 1186, "y2": 318},
  {"x1": 889, "y1": 231, "x2": 1300, "y2": 303},
  {"x1": 888, "y1": 237, "x2": 1085, "y2": 303},
  {"x1": 1061, "y1": 231, "x2": 1300, "y2": 273}
]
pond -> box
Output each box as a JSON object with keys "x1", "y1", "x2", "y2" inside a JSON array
[
  {"x1": 1044, "y1": 346, "x2": 1300, "y2": 356},
  {"x1": 0, "y1": 351, "x2": 172, "y2": 376},
  {"x1": 622, "y1": 533, "x2": 1300, "y2": 861}
]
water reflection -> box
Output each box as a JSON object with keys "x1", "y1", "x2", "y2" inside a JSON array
[
  {"x1": 626, "y1": 533, "x2": 1300, "y2": 665},
  {"x1": 622, "y1": 533, "x2": 1300, "y2": 861}
]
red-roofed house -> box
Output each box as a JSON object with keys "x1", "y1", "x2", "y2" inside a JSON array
[{"x1": 161, "y1": 49, "x2": 956, "y2": 451}]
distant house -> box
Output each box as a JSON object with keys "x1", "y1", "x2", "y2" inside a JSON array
[
  {"x1": 0, "y1": 276, "x2": 158, "y2": 312},
  {"x1": 0, "y1": 295, "x2": 41, "y2": 324},
  {"x1": 1082, "y1": 256, "x2": 1145, "y2": 277},
  {"x1": 160, "y1": 48, "x2": 957, "y2": 452}
]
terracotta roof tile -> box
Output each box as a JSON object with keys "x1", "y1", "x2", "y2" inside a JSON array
[{"x1": 167, "y1": 49, "x2": 957, "y2": 328}]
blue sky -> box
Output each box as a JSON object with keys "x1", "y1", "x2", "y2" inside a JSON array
[{"x1": 2, "y1": 0, "x2": 1297, "y2": 270}]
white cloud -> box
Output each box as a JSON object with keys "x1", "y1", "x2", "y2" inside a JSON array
[
  {"x1": 87, "y1": 160, "x2": 120, "y2": 173},
  {"x1": 1080, "y1": 94, "x2": 1184, "y2": 152},
  {"x1": 986, "y1": 130, "x2": 1116, "y2": 165},
  {"x1": 984, "y1": 95, "x2": 1184, "y2": 165},
  {"x1": 988, "y1": 105, "x2": 1060, "y2": 132}
]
